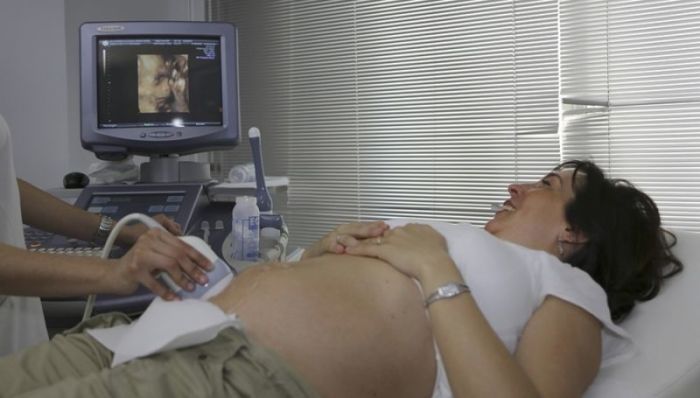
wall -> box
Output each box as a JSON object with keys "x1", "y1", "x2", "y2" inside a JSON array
[
  {"x1": 0, "y1": 1, "x2": 71, "y2": 189},
  {"x1": 0, "y1": 0, "x2": 204, "y2": 189}
]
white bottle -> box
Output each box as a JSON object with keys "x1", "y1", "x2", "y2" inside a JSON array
[{"x1": 231, "y1": 196, "x2": 260, "y2": 261}]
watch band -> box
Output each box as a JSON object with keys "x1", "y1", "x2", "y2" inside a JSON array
[
  {"x1": 425, "y1": 282, "x2": 471, "y2": 307},
  {"x1": 92, "y1": 215, "x2": 115, "y2": 246}
]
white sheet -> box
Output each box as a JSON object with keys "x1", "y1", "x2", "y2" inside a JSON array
[
  {"x1": 586, "y1": 230, "x2": 700, "y2": 397},
  {"x1": 87, "y1": 235, "x2": 239, "y2": 367},
  {"x1": 87, "y1": 298, "x2": 239, "y2": 367}
]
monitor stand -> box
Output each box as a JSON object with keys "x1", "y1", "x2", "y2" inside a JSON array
[{"x1": 139, "y1": 154, "x2": 211, "y2": 183}]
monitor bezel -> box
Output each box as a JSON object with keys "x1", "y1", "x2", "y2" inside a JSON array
[{"x1": 79, "y1": 21, "x2": 240, "y2": 160}]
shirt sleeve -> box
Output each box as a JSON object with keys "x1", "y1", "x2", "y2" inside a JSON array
[{"x1": 535, "y1": 252, "x2": 636, "y2": 367}]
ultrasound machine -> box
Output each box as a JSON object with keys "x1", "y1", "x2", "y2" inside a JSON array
[{"x1": 28, "y1": 21, "x2": 281, "y2": 329}]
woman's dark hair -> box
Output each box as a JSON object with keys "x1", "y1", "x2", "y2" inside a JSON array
[{"x1": 556, "y1": 160, "x2": 683, "y2": 322}]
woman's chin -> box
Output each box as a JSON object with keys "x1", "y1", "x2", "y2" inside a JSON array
[{"x1": 484, "y1": 218, "x2": 498, "y2": 234}]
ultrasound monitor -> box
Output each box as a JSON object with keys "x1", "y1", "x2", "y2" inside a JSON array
[{"x1": 79, "y1": 21, "x2": 240, "y2": 182}]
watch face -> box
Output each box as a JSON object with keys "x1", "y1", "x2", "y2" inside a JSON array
[
  {"x1": 443, "y1": 284, "x2": 460, "y2": 296},
  {"x1": 438, "y1": 284, "x2": 459, "y2": 297},
  {"x1": 426, "y1": 283, "x2": 470, "y2": 307}
]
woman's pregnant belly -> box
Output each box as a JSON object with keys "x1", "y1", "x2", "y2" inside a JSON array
[{"x1": 210, "y1": 254, "x2": 436, "y2": 398}]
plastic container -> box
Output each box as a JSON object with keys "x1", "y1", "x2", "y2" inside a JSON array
[
  {"x1": 231, "y1": 196, "x2": 260, "y2": 261},
  {"x1": 259, "y1": 227, "x2": 281, "y2": 260}
]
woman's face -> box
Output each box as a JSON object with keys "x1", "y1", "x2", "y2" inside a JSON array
[{"x1": 485, "y1": 168, "x2": 579, "y2": 255}]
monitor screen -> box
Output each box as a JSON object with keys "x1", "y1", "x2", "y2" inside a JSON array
[
  {"x1": 80, "y1": 22, "x2": 239, "y2": 160},
  {"x1": 97, "y1": 36, "x2": 222, "y2": 128}
]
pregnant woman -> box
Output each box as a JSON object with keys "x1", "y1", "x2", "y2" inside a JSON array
[{"x1": 0, "y1": 160, "x2": 681, "y2": 398}]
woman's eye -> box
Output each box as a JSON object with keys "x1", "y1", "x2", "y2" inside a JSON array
[{"x1": 539, "y1": 179, "x2": 551, "y2": 187}]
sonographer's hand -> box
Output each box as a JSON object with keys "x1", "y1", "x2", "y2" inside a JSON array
[
  {"x1": 112, "y1": 228, "x2": 212, "y2": 300},
  {"x1": 116, "y1": 214, "x2": 183, "y2": 248},
  {"x1": 302, "y1": 220, "x2": 389, "y2": 259}
]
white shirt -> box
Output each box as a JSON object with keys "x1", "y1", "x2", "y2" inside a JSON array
[
  {"x1": 0, "y1": 114, "x2": 49, "y2": 356},
  {"x1": 384, "y1": 219, "x2": 634, "y2": 398}
]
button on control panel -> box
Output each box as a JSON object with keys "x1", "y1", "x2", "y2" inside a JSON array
[{"x1": 24, "y1": 227, "x2": 103, "y2": 257}]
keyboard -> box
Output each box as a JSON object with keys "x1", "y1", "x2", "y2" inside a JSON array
[{"x1": 24, "y1": 226, "x2": 104, "y2": 257}]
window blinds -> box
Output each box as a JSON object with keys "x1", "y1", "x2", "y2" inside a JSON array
[
  {"x1": 560, "y1": 0, "x2": 700, "y2": 231},
  {"x1": 207, "y1": 0, "x2": 560, "y2": 246}
]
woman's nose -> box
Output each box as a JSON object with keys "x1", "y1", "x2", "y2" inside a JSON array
[
  {"x1": 508, "y1": 182, "x2": 532, "y2": 197},
  {"x1": 508, "y1": 183, "x2": 523, "y2": 196}
]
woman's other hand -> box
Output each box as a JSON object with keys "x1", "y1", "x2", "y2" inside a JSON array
[
  {"x1": 302, "y1": 220, "x2": 389, "y2": 259},
  {"x1": 344, "y1": 223, "x2": 454, "y2": 282},
  {"x1": 111, "y1": 228, "x2": 212, "y2": 300}
]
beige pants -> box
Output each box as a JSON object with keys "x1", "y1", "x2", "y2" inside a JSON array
[{"x1": 0, "y1": 313, "x2": 318, "y2": 398}]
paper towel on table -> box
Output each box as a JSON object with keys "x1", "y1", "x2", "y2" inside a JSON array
[{"x1": 87, "y1": 298, "x2": 240, "y2": 367}]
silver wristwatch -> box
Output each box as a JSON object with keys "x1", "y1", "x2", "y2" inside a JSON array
[
  {"x1": 425, "y1": 282, "x2": 471, "y2": 307},
  {"x1": 92, "y1": 215, "x2": 115, "y2": 246}
]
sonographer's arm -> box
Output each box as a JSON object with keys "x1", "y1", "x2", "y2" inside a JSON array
[
  {"x1": 18, "y1": 179, "x2": 102, "y2": 243},
  {"x1": 17, "y1": 178, "x2": 181, "y2": 247},
  {"x1": 0, "y1": 229, "x2": 212, "y2": 299},
  {"x1": 0, "y1": 242, "x2": 120, "y2": 297}
]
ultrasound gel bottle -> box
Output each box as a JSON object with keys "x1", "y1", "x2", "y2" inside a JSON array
[{"x1": 231, "y1": 196, "x2": 260, "y2": 261}]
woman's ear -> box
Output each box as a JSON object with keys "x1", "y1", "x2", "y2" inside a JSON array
[
  {"x1": 561, "y1": 226, "x2": 588, "y2": 245},
  {"x1": 556, "y1": 227, "x2": 588, "y2": 259}
]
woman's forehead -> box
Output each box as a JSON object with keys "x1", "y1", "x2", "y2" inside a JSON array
[{"x1": 553, "y1": 167, "x2": 587, "y2": 193}]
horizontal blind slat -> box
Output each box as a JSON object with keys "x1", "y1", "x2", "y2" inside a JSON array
[
  {"x1": 210, "y1": 0, "x2": 560, "y2": 246},
  {"x1": 561, "y1": 0, "x2": 700, "y2": 231}
]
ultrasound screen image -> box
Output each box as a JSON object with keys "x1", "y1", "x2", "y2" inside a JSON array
[
  {"x1": 137, "y1": 54, "x2": 190, "y2": 114},
  {"x1": 97, "y1": 36, "x2": 222, "y2": 129}
]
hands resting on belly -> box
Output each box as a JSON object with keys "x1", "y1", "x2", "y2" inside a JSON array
[{"x1": 303, "y1": 220, "x2": 454, "y2": 283}]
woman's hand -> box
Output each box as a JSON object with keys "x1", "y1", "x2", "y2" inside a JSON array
[
  {"x1": 116, "y1": 214, "x2": 183, "y2": 247},
  {"x1": 344, "y1": 223, "x2": 454, "y2": 282},
  {"x1": 111, "y1": 228, "x2": 212, "y2": 300},
  {"x1": 302, "y1": 220, "x2": 390, "y2": 259}
]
